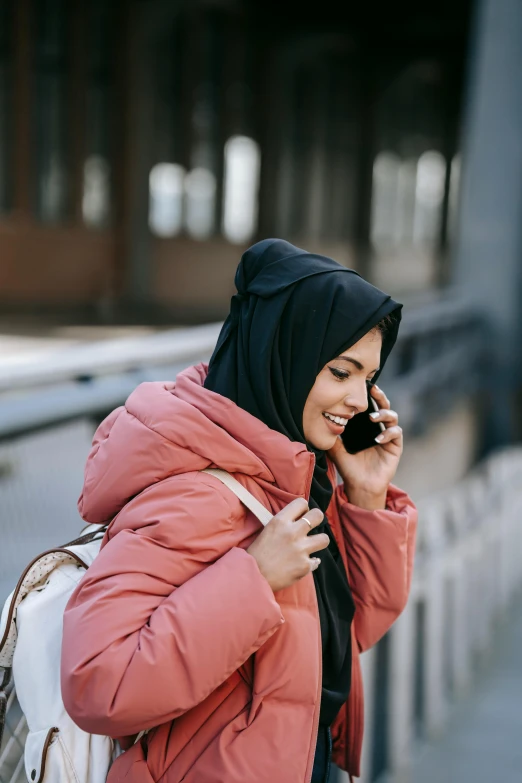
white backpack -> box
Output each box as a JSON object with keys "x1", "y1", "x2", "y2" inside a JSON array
[{"x1": 0, "y1": 469, "x2": 271, "y2": 783}]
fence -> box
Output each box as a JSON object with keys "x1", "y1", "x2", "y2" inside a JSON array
[
  {"x1": 353, "y1": 446, "x2": 522, "y2": 783},
  {"x1": 0, "y1": 679, "x2": 25, "y2": 783}
]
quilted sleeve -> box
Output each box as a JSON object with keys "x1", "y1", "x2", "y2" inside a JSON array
[
  {"x1": 61, "y1": 474, "x2": 283, "y2": 737},
  {"x1": 334, "y1": 482, "x2": 417, "y2": 652}
]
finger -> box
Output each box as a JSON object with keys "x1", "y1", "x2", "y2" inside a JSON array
[
  {"x1": 370, "y1": 384, "x2": 390, "y2": 409},
  {"x1": 375, "y1": 425, "x2": 402, "y2": 444},
  {"x1": 297, "y1": 508, "x2": 324, "y2": 532},
  {"x1": 310, "y1": 557, "x2": 321, "y2": 572},
  {"x1": 276, "y1": 497, "x2": 309, "y2": 523},
  {"x1": 303, "y1": 532, "x2": 330, "y2": 553},
  {"x1": 370, "y1": 409, "x2": 398, "y2": 426}
]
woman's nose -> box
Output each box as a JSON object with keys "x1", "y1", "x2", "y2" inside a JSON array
[{"x1": 344, "y1": 386, "x2": 369, "y2": 414}]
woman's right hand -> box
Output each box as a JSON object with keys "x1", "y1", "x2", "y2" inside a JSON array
[{"x1": 246, "y1": 498, "x2": 329, "y2": 592}]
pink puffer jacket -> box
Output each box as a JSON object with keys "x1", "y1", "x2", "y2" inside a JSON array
[{"x1": 61, "y1": 363, "x2": 417, "y2": 782}]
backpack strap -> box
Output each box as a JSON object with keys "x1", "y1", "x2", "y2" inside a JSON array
[
  {"x1": 131, "y1": 469, "x2": 272, "y2": 750},
  {"x1": 201, "y1": 469, "x2": 273, "y2": 526}
]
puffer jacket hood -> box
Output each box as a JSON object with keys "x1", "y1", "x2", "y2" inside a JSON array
[{"x1": 79, "y1": 362, "x2": 313, "y2": 526}]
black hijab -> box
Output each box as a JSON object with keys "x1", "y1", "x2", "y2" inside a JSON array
[{"x1": 205, "y1": 238, "x2": 402, "y2": 725}]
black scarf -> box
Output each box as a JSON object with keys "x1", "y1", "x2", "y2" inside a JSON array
[{"x1": 205, "y1": 239, "x2": 402, "y2": 725}]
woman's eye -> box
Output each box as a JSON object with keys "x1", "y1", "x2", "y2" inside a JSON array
[{"x1": 329, "y1": 367, "x2": 350, "y2": 381}]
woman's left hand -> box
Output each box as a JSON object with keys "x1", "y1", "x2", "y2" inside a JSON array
[{"x1": 327, "y1": 385, "x2": 403, "y2": 510}]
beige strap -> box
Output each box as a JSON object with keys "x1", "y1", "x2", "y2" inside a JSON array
[
  {"x1": 132, "y1": 469, "x2": 272, "y2": 748},
  {"x1": 202, "y1": 468, "x2": 273, "y2": 526}
]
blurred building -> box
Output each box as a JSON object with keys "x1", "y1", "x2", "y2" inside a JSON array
[
  {"x1": 0, "y1": 0, "x2": 521, "y2": 432},
  {"x1": 2, "y1": 4, "x2": 522, "y2": 781},
  {"x1": 0, "y1": 0, "x2": 474, "y2": 320}
]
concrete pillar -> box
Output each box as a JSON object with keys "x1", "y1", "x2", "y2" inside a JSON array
[
  {"x1": 121, "y1": 2, "x2": 157, "y2": 308},
  {"x1": 122, "y1": 0, "x2": 193, "y2": 311},
  {"x1": 453, "y1": 0, "x2": 522, "y2": 447}
]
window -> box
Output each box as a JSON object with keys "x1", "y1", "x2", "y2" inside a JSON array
[
  {"x1": 83, "y1": 155, "x2": 110, "y2": 227},
  {"x1": 396, "y1": 159, "x2": 418, "y2": 244},
  {"x1": 370, "y1": 60, "x2": 452, "y2": 259},
  {"x1": 33, "y1": 0, "x2": 69, "y2": 222},
  {"x1": 82, "y1": 0, "x2": 113, "y2": 227},
  {"x1": 149, "y1": 163, "x2": 185, "y2": 237},
  {"x1": 185, "y1": 166, "x2": 217, "y2": 240},
  {"x1": 148, "y1": 8, "x2": 262, "y2": 243},
  {"x1": 222, "y1": 135, "x2": 260, "y2": 244},
  {"x1": 371, "y1": 150, "x2": 446, "y2": 250},
  {"x1": 412, "y1": 150, "x2": 445, "y2": 247},
  {"x1": 183, "y1": 11, "x2": 223, "y2": 240},
  {"x1": 274, "y1": 54, "x2": 359, "y2": 243},
  {"x1": 370, "y1": 152, "x2": 401, "y2": 249}
]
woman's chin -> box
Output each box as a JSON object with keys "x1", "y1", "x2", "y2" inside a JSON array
[{"x1": 307, "y1": 431, "x2": 339, "y2": 452}]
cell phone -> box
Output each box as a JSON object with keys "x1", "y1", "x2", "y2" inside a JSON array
[{"x1": 341, "y1": 386, "x2": 385, "y2": 454}]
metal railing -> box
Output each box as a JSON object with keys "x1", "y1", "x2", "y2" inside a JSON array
[
  {"x1": 0, "y1": 680, "x2": 26, "y2": 783},
  {"x1": 0, "y1": 323, "x2": 222, "y2": 441},
  {"x1": 0, "y1": 297, "x2": 485, "y2": 442},
  {"x1": 0, "y1": 323, "x2": 223, "y2": 393},
  {"x1": 365, "y1": 445, "x2": 522, "y2": 782}
]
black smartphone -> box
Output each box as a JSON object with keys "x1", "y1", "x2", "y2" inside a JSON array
[{"x1": 341, "y1": 386, "x2": 385, "y2": 454}]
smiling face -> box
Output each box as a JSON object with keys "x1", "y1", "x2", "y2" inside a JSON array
[{"x1": 302, "y1": 329, "x2": 383, "y2": 451}]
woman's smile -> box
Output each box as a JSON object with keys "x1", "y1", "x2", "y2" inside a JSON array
[{"x1": 322, "y1": 411, "x2": 353, "y2": 434}]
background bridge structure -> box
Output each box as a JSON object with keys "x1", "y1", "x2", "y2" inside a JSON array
[{"x1": 2, "y1": 0, "x2": 522, "y2": 780}]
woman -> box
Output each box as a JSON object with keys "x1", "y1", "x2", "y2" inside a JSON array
[{"x1": 61, "y1": 239, "x2": 417, "y2": 783}]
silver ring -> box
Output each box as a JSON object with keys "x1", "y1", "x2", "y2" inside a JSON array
[{"x1": 302, "y1": 516, "x2": 312, "y2": 529}]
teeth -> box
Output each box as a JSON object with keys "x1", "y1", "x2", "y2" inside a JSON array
[{"x1": 324, "y1": 412, "x2": 348, "y2": 426}]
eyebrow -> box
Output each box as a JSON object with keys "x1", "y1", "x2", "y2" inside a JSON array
[{"x1": 336, "y1": 355, "x2": 380, "y2": 374}]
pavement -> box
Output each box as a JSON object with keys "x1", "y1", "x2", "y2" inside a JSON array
[
  {"x1": 410, "y1": 595, "x2": 522, "y2": 783},
  {"x1": 0, "y1": 421, "x2": 95, "y2": 602}
]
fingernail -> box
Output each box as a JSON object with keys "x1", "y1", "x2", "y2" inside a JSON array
[
  {"x1": 375, "y1": 434, "x2": 384, "y2": 443},
  {"x1": 370, "y1": 411, "x2": 380, "y2": 419}
]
